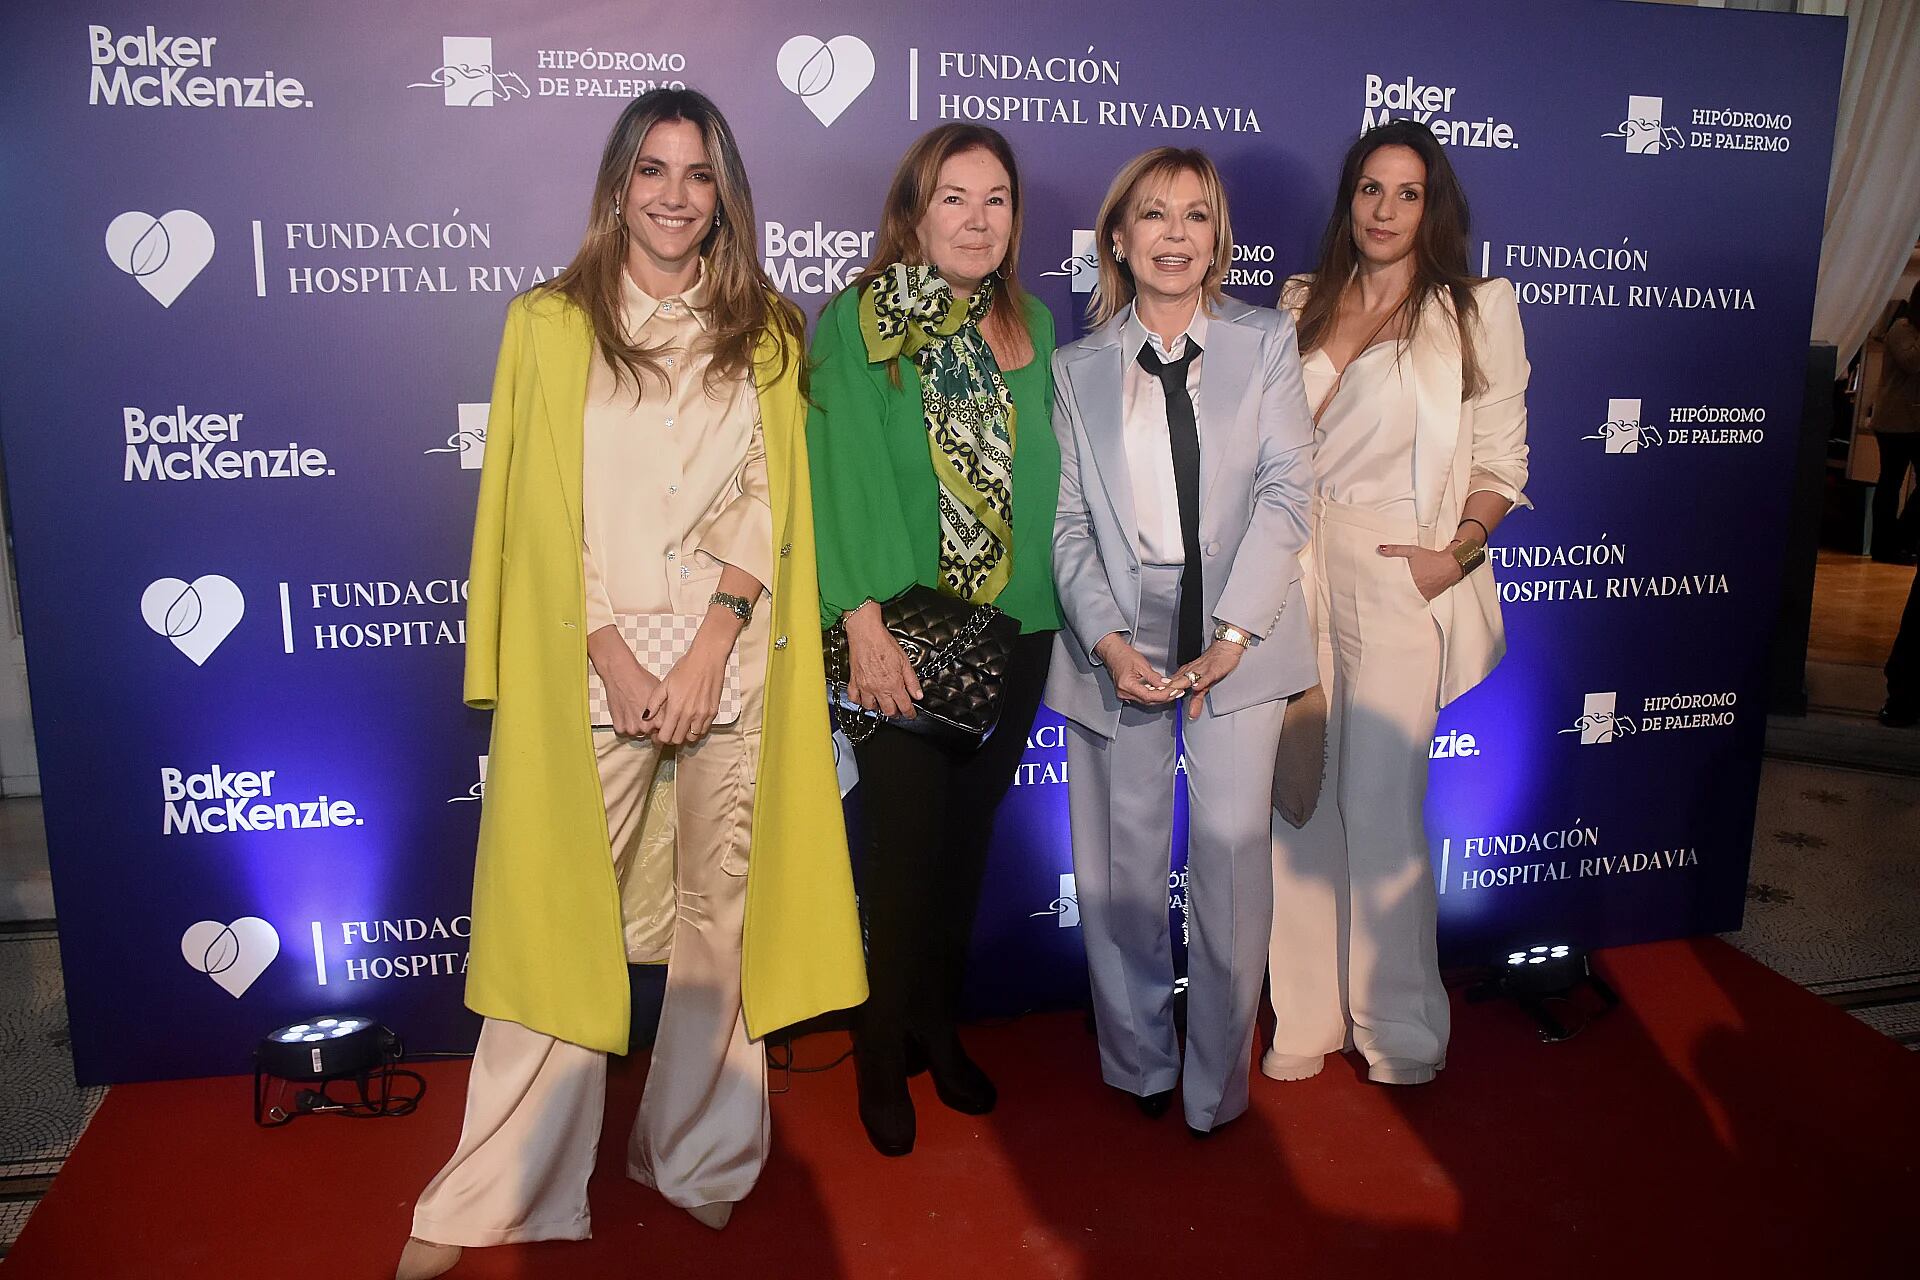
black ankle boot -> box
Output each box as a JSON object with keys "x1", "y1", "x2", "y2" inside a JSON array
[
  {"x1": 909, "y1": 1028, "x2": 996, "y2": 1115},
  {"x1": 853, "y1": 1039, "x2": 915, "y2": 1156}
]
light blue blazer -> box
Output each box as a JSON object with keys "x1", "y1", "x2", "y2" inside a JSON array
[{"x1": 1044, "y1": 295, "x2": 1317, "y2": 738}]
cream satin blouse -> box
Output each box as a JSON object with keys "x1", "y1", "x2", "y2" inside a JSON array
[
  {"x1": 1304, "y1": 343, "x2": 1418, "y2": 518},
  {"x1": 581, "y1": 267, "x2": 772, "y2": 631}
]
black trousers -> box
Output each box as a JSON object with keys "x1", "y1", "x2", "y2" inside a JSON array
[
  {"x1": 1873, "y1": 432, "x2": 1920, "y2": 558},
  {"x1": 850, "y1": 632, "x2": 1052, "y2": 1054}
]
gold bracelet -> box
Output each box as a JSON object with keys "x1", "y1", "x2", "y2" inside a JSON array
[{"x1": 1212, "y1": 621, "x2": 1253, "y2": 647}]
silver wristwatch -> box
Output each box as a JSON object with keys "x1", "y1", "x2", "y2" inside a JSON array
[{"x1": 710, "y1": 591, "x2": 753, "y2": 623}]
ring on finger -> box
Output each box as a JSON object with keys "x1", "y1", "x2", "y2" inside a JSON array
[{"x1": 1186, "y1": 670, "x2": 1199, "y2": 686}]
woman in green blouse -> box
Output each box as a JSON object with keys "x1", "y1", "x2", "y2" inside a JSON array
[{"x1": 807, "y1": 123, "x2": 1060, "y2": 1158}]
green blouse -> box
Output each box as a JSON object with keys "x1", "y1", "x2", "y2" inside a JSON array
[{"x1": 807, "y1": 285, "x2": 1063, "y2": 634}]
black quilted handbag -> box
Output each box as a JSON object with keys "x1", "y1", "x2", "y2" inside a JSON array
[{"x1": 823, "y1": 584, "x2": 1020, "y2": 749}]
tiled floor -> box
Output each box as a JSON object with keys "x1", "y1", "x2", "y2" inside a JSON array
[
  {"x1": 0, "y1": 926, "x2": 105, "y2": 1254},
  {"x1": 1723, "y1": 760, "x2": 1920, "y2": 1049},
  {"x1": 0, "y1": 930, "x2": 104, "y2": 1179}
]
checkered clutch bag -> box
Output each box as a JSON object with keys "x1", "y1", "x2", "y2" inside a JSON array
[{"x1": 587, "y1": 613, "x2": 742, "y2": 729}]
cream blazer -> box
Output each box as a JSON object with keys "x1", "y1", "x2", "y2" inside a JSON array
[{"x1": 1282, "y1": 275, "x2": 1531, "y2": 707}]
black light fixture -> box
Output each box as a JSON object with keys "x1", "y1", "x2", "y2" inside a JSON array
[
  {"x1": 253, "y1": 1015, "x2": 424, "y2": 1126},
  {"x1": 1470, "y1": 943, "x2": 1619, "y2": 1042},
  {"x1": 1503, "y1": 944, "x2": 1583, "y2": 994}
]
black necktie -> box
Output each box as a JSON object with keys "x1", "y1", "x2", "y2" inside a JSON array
[{"x1": 1135, "y1": 338, "x2": 1205, "y2": 665}]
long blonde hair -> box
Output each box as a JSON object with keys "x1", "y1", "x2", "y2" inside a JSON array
[
  {"x1": 853, "y1": 123, "x2": 1033, "y2": 368},
  {"x1": 545, "y1": 89, "x2": 800, "y2": 395},
  {"x1": 1087, "y1": 148, "x2": 1235, "y2": 329}
]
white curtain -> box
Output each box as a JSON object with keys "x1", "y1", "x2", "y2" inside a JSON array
[{"x1": 1809, "y1": 0, "x2": 1920, "y2": 364}]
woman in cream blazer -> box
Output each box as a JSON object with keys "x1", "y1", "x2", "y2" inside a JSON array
[{"x1": 1265, "y1": 121, "x2": 1529, "y2": 1088}]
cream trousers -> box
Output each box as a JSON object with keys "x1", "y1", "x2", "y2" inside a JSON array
[
  {"x1": 1267, "y1": 498, "x2": 1450, "y2": 1071},
  {"x1": 411, "y1": 717, "x2": 765, "y2": 1246}
]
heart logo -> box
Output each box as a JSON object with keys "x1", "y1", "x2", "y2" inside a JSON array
[
  {"x1": 105, "y1": 210, "x2": 216, "y2": 308},
  {"x1": 777, "y1": 35, "x2": 875, "y2": 128},
  {"x1": 141, "y1": 575, "x2": 245, "y2": 666},
  {"x1": 182, "y1": 917, "x2": 280, "y2": 998}
]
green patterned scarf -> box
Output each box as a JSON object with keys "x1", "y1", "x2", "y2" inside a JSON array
[{"x1": 859, "y1": 263, "x2": 1016, "y2": 604}]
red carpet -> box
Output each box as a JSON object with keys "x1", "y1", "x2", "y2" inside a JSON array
[{"x1": 10, "y1": 938, "x2": 1916, "y2": 1277}]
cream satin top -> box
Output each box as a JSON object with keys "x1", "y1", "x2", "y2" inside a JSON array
[
  {"x1": 1303, "y1": 343, "x2": 1417, "y2": 518},
  {"x1": 1119, "y1": 304, "x2": 1210, "y2": 564},
  {"x1": 581, "y1": 266, "x2": 772, "y2": 632}
]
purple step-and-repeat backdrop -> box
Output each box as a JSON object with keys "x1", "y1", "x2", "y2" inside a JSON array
[{"x1": 0, "y1": 0, "x2": 1842, "y2": 1083}]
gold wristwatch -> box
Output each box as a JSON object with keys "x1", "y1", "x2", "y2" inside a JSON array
[
  {"x1": 1451, "y1": 540, "x2": 1488, "y2": 576},
  {"x1": 1213, "y1": 621, "x2": 1253, "y2": 647}
]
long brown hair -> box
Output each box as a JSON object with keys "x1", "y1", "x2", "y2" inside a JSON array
[
  {"x1": 1086, "y1": 147, "x2": 1235, "y2": 329},
  {"x1": 1294, "y1": 121, "x2": 1485, "y2": 399},
  {"x1": 545, "y1": 88, "x2": 800, "y2": 396},
  {"x1": 854, "y1": 123, "x2": 1032, "y2": 368}
]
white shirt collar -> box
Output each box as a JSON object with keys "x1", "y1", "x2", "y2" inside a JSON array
[{"x1": 1122, "y1": 300, "x2": 1209, "y2": 363}]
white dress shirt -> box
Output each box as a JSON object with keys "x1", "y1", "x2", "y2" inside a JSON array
[{"x1": 1120, "y1": 304, "x2": 1210, "y2": 565}]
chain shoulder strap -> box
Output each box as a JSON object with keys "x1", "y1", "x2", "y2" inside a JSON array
[
  {"x1": 915, "y1": 607, "x2": 996, "y2": 682},
  {"x1": 827, "y1": 603, "x2": 997, "y2": 744}
]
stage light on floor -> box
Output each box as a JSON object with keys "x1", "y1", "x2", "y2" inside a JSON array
[
  {"x1": 257, "y1": 1014, "x2": 387, "y2": 1080},
  {"x1": 1471, "y1": 943, "x2": 1620, "y2": 1042},
  {"x1": 253, "y1": 1014, "x2": 425, "y2": 1127},
  {"x1": 1503, "y1": 944, "x2": 1585, "y2": 998}
]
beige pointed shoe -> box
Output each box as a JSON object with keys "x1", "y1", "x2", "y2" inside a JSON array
[{"x1": 685, "y1": 1201, "x2": 734, "y2": 1231}]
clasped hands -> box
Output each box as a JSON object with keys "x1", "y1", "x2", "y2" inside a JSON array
[
  {"x1": 1094, "y1": 631, "x2": 1244, "y2": 721},
  {"x1": 588, "y1": 624, "x2": 730, "y2": 745}
]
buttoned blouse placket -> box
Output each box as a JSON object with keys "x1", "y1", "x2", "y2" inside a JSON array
[{"x1": 658, "y1": 296, "x2": 688, "y2": 599}]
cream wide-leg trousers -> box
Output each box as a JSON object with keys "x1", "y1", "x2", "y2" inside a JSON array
[
  {"x1": 1267, "y1": 498, "x2": 1449, "y2": 1077},
  {"x1": 411, "y1": 717, "x2": 767, "y2": 1246}
]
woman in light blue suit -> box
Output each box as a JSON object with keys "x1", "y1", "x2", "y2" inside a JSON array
[{"x1": 1047, "y1": 148, "x2": 1315, "y2": 1135}]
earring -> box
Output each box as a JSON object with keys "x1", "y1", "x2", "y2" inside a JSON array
[
  {"x1": 610, "y1": 196, "x2": 622, "y2": 224},
  {"x1": 713, "y1": 213, "x2": 722, "y2": 228},
  {"x1": 1113, "y1": 246, "x2": 1125, "y2": 262}
]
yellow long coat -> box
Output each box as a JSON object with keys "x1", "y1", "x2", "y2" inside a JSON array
[{"x1": 461, "y1": 288, "x2": 867, "y2": 1053}]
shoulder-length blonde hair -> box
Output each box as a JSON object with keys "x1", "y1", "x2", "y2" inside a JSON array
[
  {"x1": 853, "y1": 123, "x2": 1033, "y2": 365},
  {"x1": 544, "y1": 88, "x2": 800, "y2": 396},
  {"x1": 1087, "y1": 148, "x2": 1235, "y2": 329}
]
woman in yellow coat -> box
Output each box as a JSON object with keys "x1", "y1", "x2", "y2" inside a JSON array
[{"x1": 397, "y1": 90, "x2": 865, "y2": 1279}]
